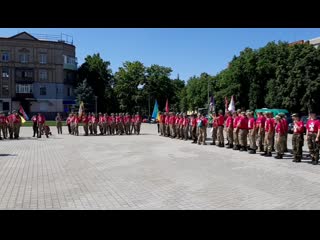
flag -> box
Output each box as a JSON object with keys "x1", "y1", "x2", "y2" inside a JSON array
[
  {"x1": 152, "y1": 100, "x2": 160, "y2": 120},
  {"x1": 20, "y1": 116, "x2": 26, "y2": 124},
  {"x1": 225, "y1": 97, "x2": 229, "y2": 113},
  {"x1": 228, "y1": 95, "x2": 235, "y2": 113},
  {"x1": 19, "y1": 105, "x2": 29, "y2": 120},
  {"x1": 165, "y1": 99, "x2": 169, "y2": 113},
  {"x1": 209, "y1": 95, "x2": 215, "y2": 112},
  {"x1": 78, "y1": 101, "x2": 84, "y2": 117}
]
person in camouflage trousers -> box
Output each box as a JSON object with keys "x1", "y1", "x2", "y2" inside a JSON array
[
  {"x1": 306, "y1": 112, "x2": 319, "y2": 165},
  {"x1": 291, "y1": 113, "x2": 304, "y2": 163},
  {"x1": 210, "y1": 112, "x2": 218, "y2": 145}
]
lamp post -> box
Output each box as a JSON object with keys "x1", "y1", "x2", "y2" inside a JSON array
[{"x1": 94, "y1": 95, "x2": 98, "y2": 115}]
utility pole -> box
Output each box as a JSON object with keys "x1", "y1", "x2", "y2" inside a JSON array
[
  {"x1": 207, "y1": 79, "x2": 210, "y2": 111},
  {"x1": 148, "y1": 92, "x2": 150, "y2": 120},
  {"x1": 95, "y1": 95, "x2": 98, "y2": 115}
]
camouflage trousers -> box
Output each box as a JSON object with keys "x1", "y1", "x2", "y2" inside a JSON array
[
  {"x1": 197, "y1": 127, "x2": 206, "y2": 145},
  {"x1": 217, "y1": 126, "x2": 224, "y2": 144},
  {"x1": 0, "y1": 124, "x2": 6, "y2": 138},
  {"x1": 248, "y1": 129, "x2": 257, "y2": 150},
  {"x1": 180, "y1": 125, "x2": 184, "y2": 139},
  {"x1": 307, "y1": 133, "x2": 319, "y2": 161},
  {"x1": 159, "y1": 123, "x2": 164, "y2": 135},
  {"x1": 226, "y1": 127, "x2": 233, "y2": 144},
  {"x1": 165, "y1": 124, "x2": 170, "y2": 136},
  {"x1": 13, "y1": 124, "x2": 21, "y2": 139},
  {"x1": 275, "y1": 133, "x2": 285, "y2": 155},
  {"x1": 192, "y1": 126, "x2": 197, "y2": 142},
  {"x1": 292, "y1": 133, "x2": 304, "y2": 160},
  {"x1": 256, "y1": 129, "x2": 265, "y2": 151},
  {"x1": 83, "y1": 124, "x2": 89, "y2": 136},
  {"x1": 184, "y1": 126, "x2": 189, "y2": 140},
  {"x1": 212, "y1": 127, "x2": 217, "y2": 144},
  {"x1": 233, "y1": 128, "x2": 239, "y2": 145},
  {"x1": 264, "y1": 132, "x2": 274, "y2": 153},
  {"x1": 169, "y1": 124, "x2": 175, "y2": 138},
  {"x1": 239, "y1": 129, "x2": 248, "y2": 147}
]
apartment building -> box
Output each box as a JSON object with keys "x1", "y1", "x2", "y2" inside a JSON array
[{"x1": 0, "y1": 31, "x2": 77, "y2": 119}]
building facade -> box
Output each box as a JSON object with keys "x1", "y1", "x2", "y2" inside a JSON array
[{"x1": 0, "y1": 32, "x2": 77, "y2": 119}]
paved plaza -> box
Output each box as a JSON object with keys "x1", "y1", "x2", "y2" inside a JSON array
[{"x1": 0, "y1": 124, "x2": 319, "y2": 210}]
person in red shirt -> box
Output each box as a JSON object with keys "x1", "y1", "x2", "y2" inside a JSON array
[
  {"x1": 261, "y1": 112, "x2": 273, "y2": 157},
  {"x1": 247, "y1": 111, "x2": 257, "y2": 154},
  {"x1": 102, "y1": 113, "x2": 108, "y2": 135},
  {"x1": 183, "y1": 113, "x2": 189, "y2": 141},
  {"x1": 225, "y1": 111, "x2": 233, "y2": 148},
  {"x1": 173, "y1": 113, "x2": 179, "y2": 139},
  {"x1": 169, "y1": 112, "x2": 176, "y2": 138},
  {"x1": 31, "y1": 114, "x2": 38, "y2": 137},
  {"x1": 164, "y1": 112, "x2": 170, "y2": 137},
  {"x1": 210, "y1": 112, "x2": 218, "y2": 146},
  {"x1": 292, "y1": 113, "x2": 304, "y2": 162},
  {"x1": 73, "y1": 113, "x2": 80, "y2": 136},
  {"x1": 98, "y1": 113, "x2": 104, "y2": 135},
  {"x1": 10, "y1": 111, "x2": 21, "y2": 139},
  {"x1": 216, "y1": 110, "x2": 225, "y2": 147},
  {"x1": 190, "y1": 113, "x2": 198, "y2": 144},
  {"x1": 92, "y1": 113, "x2": 98, "y2": 135},
  {"x1": 237, "y1": 111, "x2": 248, "y2": 151},
  {"x1": 158, "y1": 112, "x2": 164, "y2": 136},
  {"x1": 256, "y1": 112, "x2": 266, "y2": 152},
  {"x1": 274, "y1": 115, "x2": 286, "y2": 159},
  {"x1": 87, "y1": 113, "x2": 93, "y2": 135},
  {"x1": 81, "y1": 112, "x2": 89, "y2": 136},
  {"x1": 178, "y1": 113, "x2": 184, "y2": 140},
  {"x1": 37, "y1": 113, "x2": 46, "y2": 138},
  {"x1": 233, "y1": 109, "x2": 242, "y2": 150},
  {"x1": 0, "y1": 111, "x2": 6, "y2": 140},
  {"x1": 197, "y1": 113, "x2": 208, "y2": 145},
  {"x1": 306, "y1": 112, "x2": 319, "y2": 165},
  {"x1": 124, "y1": 113, "x2": 131, "y2": 135},
  {"x1": 135, "y1": 112, "x2": 142, "y2": 135},
  {"x1": 130, "y1": 114, "x2": 135, "y2": 135},
  {"x1": 109, "y1": 113, "x2": 115, "y2": 135},
  {"x1": 279, "y1": 113, "x2": 288, "y2": 152}
]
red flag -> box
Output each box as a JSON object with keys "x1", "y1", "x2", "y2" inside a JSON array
[
  {"x1": 165, "y1": 99, "x2": 169, "y2": 113},
  {"x1": 19, "y1": 105, "x2": 29, "y2": 120}
]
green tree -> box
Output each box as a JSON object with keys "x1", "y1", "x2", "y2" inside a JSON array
[
  {"x1": 77, "y1": 53, "x2": 113, "y2": 112},
  {"x1": 74, "y1": 79, "x2": 94, "y2": 111}
]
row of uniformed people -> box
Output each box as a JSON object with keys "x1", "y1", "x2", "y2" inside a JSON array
[
  {"x1": 65, "y1": 112, "x2": 143, "y2": 136},
  {"x1": 159, "y1": 110, "x2": 319, "y2": 165},
  {"x1": 0, "y1": 111, "x2": 22, "y2": 139}
]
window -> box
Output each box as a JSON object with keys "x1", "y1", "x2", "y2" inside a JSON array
[
  {"x1": 39, "y1": 54, "x2": 47, "y2": 64},
  {"x1": 2, "y1": 52, "x2": 9, "y2": 62},
  {"x1": 39, "y1": 70, "x2": 47, "y2": 81},
  {"x1": 16, "y1": 84, "x2": 32, "y2": 93},
  {"x1": 2, "y1": 67, "x2": 9, "y2": 78},
  {"x1": 20, "y1": 54, "x2": 29, "y2": 63},
  {"x1": 67, "y1": 87, "x2": 71, "y2": 96},
  {"x1": 2, "y1": 102, "x2": 9, "y2": 111},
  {"x1": 40, "y1": 86, "x2": 47, "y2": 95},
  {"x1": 2, "y1": 83, "x2": 9, "y2": 96}
]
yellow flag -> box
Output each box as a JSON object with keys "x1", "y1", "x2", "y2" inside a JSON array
[{"x1": 20, "y1": 116, "x2": 26, "y2": 124}]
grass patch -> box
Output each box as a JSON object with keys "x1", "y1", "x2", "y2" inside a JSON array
[{"x1": 22, "y1": 121, "x2": 65, "y2": 127}]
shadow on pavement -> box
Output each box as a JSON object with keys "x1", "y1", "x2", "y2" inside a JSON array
[{"x1": 0, "y1": 154, "x2": 17, "y2": 157}]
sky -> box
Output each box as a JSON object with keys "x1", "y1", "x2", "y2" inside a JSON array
[{"x1": 1, "y1": 28, "x2": 320, "y2": 81}]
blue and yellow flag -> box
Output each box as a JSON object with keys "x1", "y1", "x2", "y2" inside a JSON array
[
  {"x1": 20, "y1": 116, "x2": 26, "y2": 124},
  {"x1": 151, "y1": 100, "x2": 160, "y2": 120}
]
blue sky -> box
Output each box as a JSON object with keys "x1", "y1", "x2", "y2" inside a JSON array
[{"x1": 1, "y1": 28, "x2": 320, "y2": 81}]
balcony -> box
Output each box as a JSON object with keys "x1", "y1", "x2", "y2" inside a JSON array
[
  {"x1": 15, "y1": 77, "x2": 34, "y2": 84},
  {"x1": 63, "y1": 63, "x2": 77, "y2": 71},
  {"x1": 13, "y1": 93, "x2": 35, "y2": 101}
]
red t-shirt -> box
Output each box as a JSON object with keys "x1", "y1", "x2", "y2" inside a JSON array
[
  {"x1": 74, "y1": 116, "x2": 80, "y2": 124},
  {"x1": 37, "y1": 115, "x2": 46, "y2": 124},
  {"x1": 12, "y1": 114, "x2": 21, "y2": 124},
  {"x1": 265, "y1": 118, "x2": 275, "y2": 133},
  {"x1": 306, "y1": 119, "x2": 319, "y2": 133},
  {"x1": 217, "y1": 115, "x2": 224, "y2": 126},
  {"x1": 234, "y1": 116, "x2": 241, "y2": 128},
  {"x1": 135, "y1": 115, "x2": 142, "y2": 123},
  {"x1": 248, "y1": 117, "x2": 255, "y2": 129},
  {"x1": 238, "y1": 116, "x2": 248, "y2": 129},
  {"x1": 275, "y1": 122, "x2": 285, "y2": 135},
  {"x1": 179, "y1": 118, "x2": 184, "y2": 126},
  {"x1": 164, "y1": 116, "x2": 170, "y2": 125},
  {"x1": 191, "y1": 118, "x2": 197, "y2": 127},
  {"x1": 169, "y1": 116, "x2": 175, "y2": 125},
  {"x1": 183, "y1": 118, "x2": 189, "y2": 126},
  {"x1": 0, "y1": 116, "x2": 5, "y2": 123},
  {"x1": 159, "y1": 115, "x2": 165, "y2": 124},
  {"x1": 256, "y1": 116, "x2": 266, "y2": 128},
  {"x1": 175, "y1": 117, "x2": 180, "y2": 125},
  {"x1": 31, "y1": 116, "x2": 37, "y2": 123},
  {"x1": 82, "y1": 116, "x2": 89, "y2": 124},
  {"x1": 293, "y1": 121, "x2": 304, "y2": 134},
  {"x1": 201, "y1": 117, "x2": 208, "y2": 127},
  {"x1": 225, "y1": 116, "x2": 233, "y2": 128}
]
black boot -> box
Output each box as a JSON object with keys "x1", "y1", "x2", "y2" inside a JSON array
[
  {"x1": 248, "y1": 149, "x2": 256, "y2": 154},
  {"x1": 233, "y1": 145, "x2": 239, "y2": 150},
  {"x1": 226, "y1": 142, "x2": 229, "y2": 146},
  {"x1": 275, "y1": 153, "x2": 281, "y2": 159},
  {"x1": 210, "y1": 142, "x2": 216, "y2": 145},
  {"x1": 265, "y1": 152, "x2": 272, "y2": 157},
  {"x1": 313, "y1": 160, "x2": 319, "y2": 165},
  {"x1": 227, "y1": 144, "x2": 233, "y2": 149},
  {"x1": 261, "y1": 151, "x2": 267, "y2": 156},
  {"x1": 221, "y1": 143, "x2": 224, "y2": 147},
  {"x1": 239, "y1": 146, "x2": 244, "y2": 152}
]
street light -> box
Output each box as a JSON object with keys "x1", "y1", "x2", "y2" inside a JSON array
[{"x1": 94, "y1": 95, "x2": 98, "y2": 115}]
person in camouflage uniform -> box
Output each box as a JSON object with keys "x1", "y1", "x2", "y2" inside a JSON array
[
  {"x1": 306, "y1": 112, "x2": 319, "y2": 165},
  {"x1": 210, "y1": 112, "x2": 218, "y2": 145},
  {"x1": 291, "y1": 113, "x2": 304, "y2": 162}
]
